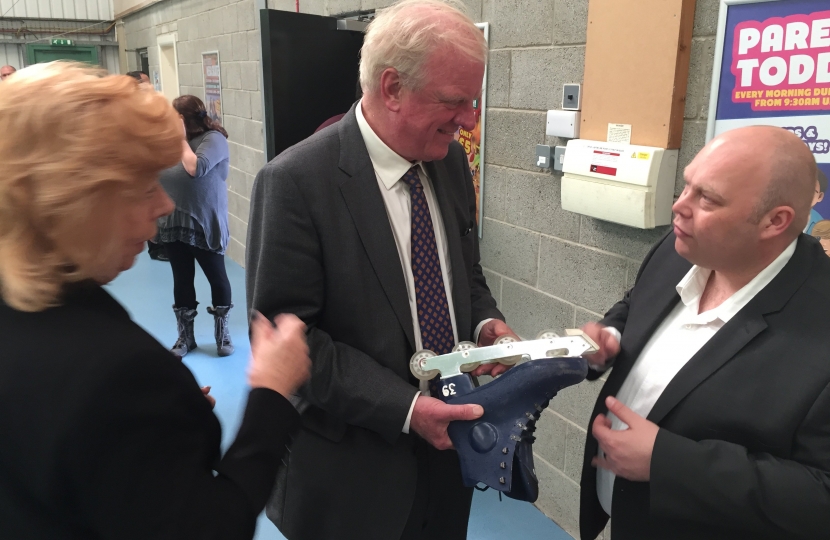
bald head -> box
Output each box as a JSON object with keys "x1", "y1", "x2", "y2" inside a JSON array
[
  {"x1": 708, "y1": 126, "x2": 816, "y2": 234},
  {"x1": 0, "y1": 65, "x2": 16, "y2": 81},
  {"x1": 674, "y1": 125, "x2": 818, "y2": 274}
]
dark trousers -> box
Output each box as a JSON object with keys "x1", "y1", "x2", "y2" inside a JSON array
[
  {"x1": 164, "y1": 241, "x2": 232, "y2": 309},
  {"x1": 400, "y1": 439, "x2": 474, "y2": 540}
]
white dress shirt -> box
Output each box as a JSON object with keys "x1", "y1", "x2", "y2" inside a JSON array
[
  {"x1": 355, "y1": 102, "x2": 490, "y2": 433},
  {"x1": 596, "y1": 239, "x2": 797, "y2": 515}
]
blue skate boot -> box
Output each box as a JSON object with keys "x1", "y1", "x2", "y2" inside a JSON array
[{"x1": 409, "y1": 331, "x2": 594, "y2": 502}]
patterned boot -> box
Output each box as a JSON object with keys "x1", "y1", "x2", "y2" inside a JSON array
[
  {"x1": 171, "y1": 306, "x2": 198, "y2": 358},
  {"x1": 207, "y1": 304, "x2": 234, "y2": 357}
]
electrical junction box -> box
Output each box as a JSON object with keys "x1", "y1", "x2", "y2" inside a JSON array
[
  {"x1": 546, "y1": 110, "x2": 581, "y2": 139},
  {"x1": 536, "y1": 144, "x2": 552, "y2": 168},
  {"x1": 561, "y1": 139, "x2": 678, "y2": 229},
  {"x1": 553, "y1": 146, "x2": 566, "y2": 172}
]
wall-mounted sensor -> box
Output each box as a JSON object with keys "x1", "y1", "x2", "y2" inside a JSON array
[{"x1": 562, "y1": 84, "x2": 581, "y2": 111}]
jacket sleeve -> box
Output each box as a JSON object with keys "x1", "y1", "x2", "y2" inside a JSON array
[
  {"x1": 649, "y1": 381, "x2": 830, "y2": 539},
  {"x1": 193, "y1": 131, "x2": 229, "y2": 178},
  {"x1": 70, "y1": 349, "x2": 299, "y2": 540},
  {"x1": 245, "y1": 164, "x2": 418, "y2": 445}
]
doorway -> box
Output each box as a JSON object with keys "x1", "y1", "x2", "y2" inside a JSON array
[
  {"x1": 157, "y1": 33, "x2": 179, "y2": 102},
  {"x1": 137, "y1": 48, "x2": 149, "y2": 75},
  {"x1": 26, "y1": 44, "x2": 99, "y2": 66},
  {"x1": 260, "y1": 10, "x2": 366, "y2": 161}
]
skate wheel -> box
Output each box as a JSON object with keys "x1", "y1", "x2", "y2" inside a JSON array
[
  {"x1": 494, "y1": 334, "x2": 518, "y2": 345},
  {"x1": 497, "y1": 354, "x2": 521, "y2": 366},
  {"x1": 460, "y1": 361, "x2": 482, "y2": 373},
  {"x1": 453, "y1": 341, "x2": 477, "y2": 353},
  {"x1": 409, "y1": 350, "x2": 439, "y2": 381},
  {"x1": 535, "y1": 329, "x2": 560, "y2": 340}
]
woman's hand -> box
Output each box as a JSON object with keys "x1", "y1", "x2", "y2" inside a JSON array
[
  {"x1": 200, "y1": 386, "x2": 216, "y2": 408},
  {"x1": 248, "y1": 312, "x2": 310, "y2": 399}
]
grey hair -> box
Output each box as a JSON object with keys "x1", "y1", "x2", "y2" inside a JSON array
[{"x1": 359, "y1": 0, "x2": 488, "y2": 94}]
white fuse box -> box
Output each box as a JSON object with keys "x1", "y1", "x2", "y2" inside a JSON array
[{"x1": 561, "y1": 139, "x2": 678, "y2": 229}]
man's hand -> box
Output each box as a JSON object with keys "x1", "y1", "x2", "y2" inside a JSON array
[
  {"x1": 591, "y1": 396, "x2": 658, "y2": 482},
  {"x1": 581, "y1": 322, "x2": 621, "y2": 370},
  {"x1": 410, "y1": 395, "x2": 484, "y2": 450},
  {"x1": 473, "y1": 319, "x2": 520, "y2": 377}
]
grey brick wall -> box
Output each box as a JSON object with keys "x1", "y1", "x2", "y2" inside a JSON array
[
  {"x1": 122, "y1": 0, "x2": 323, "y2": 267},
  {"x1": 323, "y1": 0, "x2": 719, "y2": 538}
]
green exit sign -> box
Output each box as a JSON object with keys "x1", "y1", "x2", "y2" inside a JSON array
[{"x1": 51, "y1": 39, "x2": 73, "y2": 46}]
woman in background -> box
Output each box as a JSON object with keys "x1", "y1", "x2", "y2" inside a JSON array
[
  {"x1": 158, "y1": 95, "x2": 234, "y2": 357},
  {"x1": 811, "y1": 219, "x2": 830, "y2": 256},
  {"x1": 0, "y1": 62, "x2": 309, "y2": 539}
]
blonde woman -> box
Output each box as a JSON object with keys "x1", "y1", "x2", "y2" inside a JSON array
[{"x1": 0, "y1": 62, "x2": 309, "y2": 539}]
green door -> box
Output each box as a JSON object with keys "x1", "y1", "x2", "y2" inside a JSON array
[{"x1": 26, "y1": 44, "x2": 99, "y2": 66}]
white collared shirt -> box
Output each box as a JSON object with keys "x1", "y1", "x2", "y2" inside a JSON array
[
  {"x1": 596, "y1": 239, "x2": 797, "y2": 515},
  {"x1": 356, "y1": 102, "x2": 475, "y2": 433}
]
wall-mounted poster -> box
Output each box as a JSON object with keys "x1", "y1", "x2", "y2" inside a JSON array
[
  {"x1": 201, "y1": 51, "x2": 223, "y2": 125},
  {"x1": 152, "y1": 70, "x2": 161, "y2": 92},
  {"x1": 708, "y1": 0, "x2": 830, "y2": 239},
  {"x1": 455, "y1": 22, "x2": 488, "y2": 238}
]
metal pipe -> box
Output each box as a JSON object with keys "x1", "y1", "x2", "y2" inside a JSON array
[
  {"x1": 0, "y1": 20, "x2": 116, "y2": 38},
  {"x1": 296, "y1": 0, "x2": 299, "y2": 12}
]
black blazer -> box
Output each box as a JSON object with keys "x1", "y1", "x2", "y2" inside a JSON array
[
  {"x1": 246, "y1": 104, "x2": 503, "y2": 539},
  {"x1": 579, "y1": 232, "x2": 830, "y2": 540},
  {"x1": 0, "y1": 284, "x2": 299, "y2": 540}
]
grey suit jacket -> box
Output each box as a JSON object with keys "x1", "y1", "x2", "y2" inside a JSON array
[{"x1": 246, "y1": 104, "x2": 503, "y2": 540}]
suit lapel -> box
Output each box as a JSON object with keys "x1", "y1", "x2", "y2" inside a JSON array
[
  {"x1": 425, "y1": 159, "x2": 472, "y2": 342},
  {"x1": 646, "y1": 313, "x2": 767, "y2": 424},
  {"x1": 647, "y1": 235, "x2": 817, "y2": 424},
  {"x1": 336, "y1": 107, "x2": 416, "y2": 351}
]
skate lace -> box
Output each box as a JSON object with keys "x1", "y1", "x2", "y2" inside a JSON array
[{"x1": 520, "y1": 398, "x2": 552, "y2": 444}]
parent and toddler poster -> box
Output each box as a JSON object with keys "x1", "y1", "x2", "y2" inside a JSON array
[{"x1": 710, "y1": 0, "x2": 830, "y2": 251}]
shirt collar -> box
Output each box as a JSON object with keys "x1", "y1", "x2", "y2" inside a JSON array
[
  {"x1": 675, "y1": 238, "x2": 798, "y2": 323},
  {"x1": 356, "y1": 100, "x2": 424, "y2": 190}
]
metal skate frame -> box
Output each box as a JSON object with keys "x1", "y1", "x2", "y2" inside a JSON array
[{"x1": 409, "y1": 329, "x2": 599, "y2": 381}]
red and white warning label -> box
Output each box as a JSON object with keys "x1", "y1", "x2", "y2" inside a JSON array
[{"x1": 589, "y1": 149, "x2": 621, "y2": 176}]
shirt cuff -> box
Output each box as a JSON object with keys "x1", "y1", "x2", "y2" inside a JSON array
[
  {"x1": 402, "y1": 391, "x2": 421, "y2": 434},
  {"x1": 474, "y1": 318, "x2": 495, "y2": 344},
  {"x1": 588, "y1": 327, "x2": 621, "y2": 372}
]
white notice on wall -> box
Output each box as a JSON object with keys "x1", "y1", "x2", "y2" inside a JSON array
[
  {"x1": 607, "y1": 123, "x2": 632, "y2": 144},
  {"x1": 587, "y1": 144, "x2": 622, "y2": 177}
]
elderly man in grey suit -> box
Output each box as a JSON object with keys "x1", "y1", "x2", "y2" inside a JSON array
[{"x1": 246, "y1": 1, "x2": 518, "y2": 539}]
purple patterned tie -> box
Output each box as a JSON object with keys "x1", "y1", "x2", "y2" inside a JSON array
[{"x1": 402, "y1": 166, "x2": 455, "y2": 374}]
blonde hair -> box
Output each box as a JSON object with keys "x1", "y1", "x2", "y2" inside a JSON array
[
  {"x1": 812, "y1": 220, "x2": 830, "y2": 240},
  {"x1": 0, "y1": 62, "x2": 181, "y2": 312},
  {"x1": 359, "y1": 0, "x2": 487, "y2": 94}
]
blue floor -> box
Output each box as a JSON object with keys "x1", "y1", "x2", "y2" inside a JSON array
[{"x1": 106, "y1": 250, "x2": 573, "y2": 540}]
